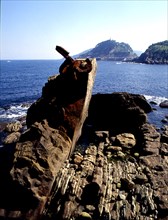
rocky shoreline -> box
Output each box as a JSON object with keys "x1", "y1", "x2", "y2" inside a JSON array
[
  {"x1": 0, "y1": 57, "x2": 167, "y2": 220},
  {"x1": 45, "y1": 123, "x2": 168, "y2": 220},
  {"x1": 0, "y1": 92, "x2": 168, "y2": 220}
]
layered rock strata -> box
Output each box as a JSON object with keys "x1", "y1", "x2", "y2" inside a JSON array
[{"x1": 42, "y1": 125, "x2": 168, "y2": 220}]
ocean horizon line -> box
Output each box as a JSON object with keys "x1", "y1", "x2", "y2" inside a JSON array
[{"x1": 1, "y1": 59, "x2": 63, "y2": 61}]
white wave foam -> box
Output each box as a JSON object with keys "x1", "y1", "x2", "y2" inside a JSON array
[
  {"x1": 0, "y1": 103, "x2": 31, "y2": 121},
  {"x1": 144, "y1": 95, "x2": 168, "y2": 105},
  {"x1": 0, "y1": 96, "x2": 167, "y2": 123}
]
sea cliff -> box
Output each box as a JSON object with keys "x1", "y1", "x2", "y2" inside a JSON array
[{"x1": 132, "y1": 41, "x2": 168, "y2": 64}]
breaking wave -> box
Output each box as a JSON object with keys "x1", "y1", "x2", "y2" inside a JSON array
[
  {"x1": 0, "y1": 95, "x2": 167, "y2": 124},
  {"x1": 144, "y1": 95, "x2": 167, "y2": 105},
  {"x1": 0, "y1": 102, "x2": 32, "y2": 123}
]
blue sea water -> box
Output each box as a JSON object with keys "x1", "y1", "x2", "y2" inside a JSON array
[{"x1": 0, "y1": 60, "x2": 168, "y2": 128}]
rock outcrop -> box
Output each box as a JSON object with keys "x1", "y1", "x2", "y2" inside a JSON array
[
  {"x1": 86, "y1": 92, "x2": 152, "y2": 134},
  {"x1": 160, "y1": 100, "x2": 168, "y2": 108},
  {"x1": 0, "y1": 91, "x2": 167, "y2": 220},
  {"x1": 0, "y1": 57, "x2": 97, "y2": 220},
  {"x1": 40, "y1": 124, "x2": 168, "y2": 220},
  {"x1": 132, "y1": 40, "x2": 168, "y2": 64},
  {"x1": 38, "y1": 103, "x2": 167, "y2": 220}
]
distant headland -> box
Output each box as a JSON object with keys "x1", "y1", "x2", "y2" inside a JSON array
[
  {"x1": 75, "y1": 39, "x2": 168, "y2": 64},
  {"x1": 76, "y1": 39, "x2": 137, "y2": 61},
  {"x1": 132, "y1": 40, "x2": 168, "y2": 64}
]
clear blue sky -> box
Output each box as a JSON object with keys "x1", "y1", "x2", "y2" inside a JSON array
[{"x1": 1, "y1": 0, "x2": 167, "y2": 60}]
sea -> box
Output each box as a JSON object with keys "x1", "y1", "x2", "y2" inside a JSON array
[{"x1": 0, "y1": 59, "x2": 168, "y2": 129}]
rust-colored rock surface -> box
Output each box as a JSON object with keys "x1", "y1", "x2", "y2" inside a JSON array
[{"x1": 0, "y1": 57, "x2": 97, "y2": 220}]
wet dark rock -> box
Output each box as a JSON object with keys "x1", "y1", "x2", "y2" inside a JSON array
[
  {"x1": 86, "y1": 92, "x2": 151, "y2": 134},
  {"x1": 161, "y1": 125, "x2": 168, "y2": 143},
  {"x1": 133, "y1": 174, "x2": 148, "y2": 184},
  {"x1": 160, "y1": 100, "x2": 168, "y2": 108},
  {"x1": 161, "y1": 118, "x2": 168, "y2": 123},
  {"x1": 0, "y1": 122, "x2": 8, "y2": 132},
  {"x1": 120, "y1": 178, "x2": 135, "y2": 190},
  {"x1": 150, "y1": 101, "x2": 157, "y2": 105}
]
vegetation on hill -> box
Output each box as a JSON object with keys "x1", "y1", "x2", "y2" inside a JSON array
[
  {"x1": 79, "y1": 39, "x2": 137, "y2": 61},
  {"x1": 133, "y1": 40, "x2": 168, "y2": 64}
]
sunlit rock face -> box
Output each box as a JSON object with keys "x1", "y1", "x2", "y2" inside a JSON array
[{"x1": 0, "y1": 58, "x2": 96, "y2": 220}]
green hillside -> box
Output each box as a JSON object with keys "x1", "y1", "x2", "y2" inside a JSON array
[
  {"x1": 79, "y1": 40, "x2": 137, "y2": 61},
  {"x1": 133, "y1": 41, "x2": 168, "y2": 64}
]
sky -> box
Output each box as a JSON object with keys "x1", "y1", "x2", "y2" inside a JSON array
[{"x1": 1, "y1": 0, "x2": 168, "y2": 60}]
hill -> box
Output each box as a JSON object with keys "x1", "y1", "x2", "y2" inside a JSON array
[
  {"x1": 133, "y1": 40, "x2": 168, "y2": 64},
  {"x1": 78, "y1": 39, "x2": 137, "y2": 61}
]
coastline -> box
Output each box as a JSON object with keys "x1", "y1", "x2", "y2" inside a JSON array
[
  {"x1": 0, "y1": 57, "x2": 168, "y2": 219},
  {"x1": 0, "y1": 92, "x2": 168, "y2": 219}
]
